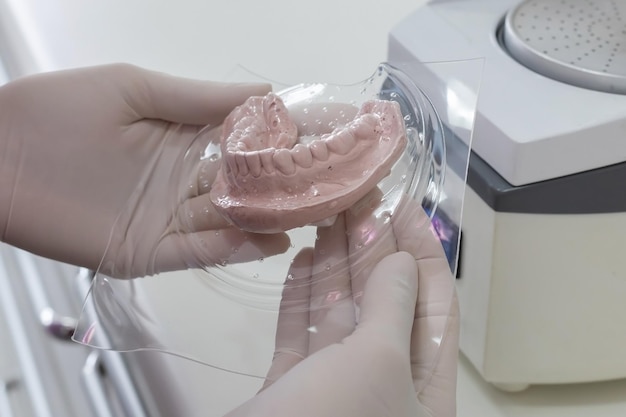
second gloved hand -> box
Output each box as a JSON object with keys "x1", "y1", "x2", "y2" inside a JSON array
[
  {"x1": 228, "y1": 251, "x2": 422, "y2": 417},
  {"x1": 226, "y1": 193, "x2": 459, "y2": 417},
  {"x1": 0, "y1": 64, "x2": 289, "y2": 278}
]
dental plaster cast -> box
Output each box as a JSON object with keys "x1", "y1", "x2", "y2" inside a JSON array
[{"x1": 210, "y1": 93, "x2": 407, "y2": 232}]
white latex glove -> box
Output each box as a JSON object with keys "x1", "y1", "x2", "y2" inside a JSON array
[
  {"x1": 0, "y1": 64, "x2": 289, "y2": 278},
  {"x1": 226, "y1": 194, "x2": 460, "y2": 417}
]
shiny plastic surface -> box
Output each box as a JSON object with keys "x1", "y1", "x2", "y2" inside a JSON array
[
  {"x1": 503, "y1": 0, "x2": 626, "y2": 94},
  {"x1": 73, "y1": 62, "x2": 480, "y2": 381}
]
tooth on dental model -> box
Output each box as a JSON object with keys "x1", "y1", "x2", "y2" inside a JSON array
[{"x1": 209, "y1": 92, "x2": 407, "y2": 233}]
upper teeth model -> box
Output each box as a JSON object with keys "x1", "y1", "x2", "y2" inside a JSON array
[{"x1": 209, "y1": 92, "x2": 407, "y2": 233}]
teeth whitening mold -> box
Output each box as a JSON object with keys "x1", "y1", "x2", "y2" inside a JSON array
[
  {"x1": 73, "y1": 62, "x2": 479, "y2": 382},
  {"x1": 211, "y1": 92, "x2": 407, "y2": 233}
]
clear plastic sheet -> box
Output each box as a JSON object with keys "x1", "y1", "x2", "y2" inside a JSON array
[{"x1": 73, "y1": 61, "x2": 482, "y2": 383}]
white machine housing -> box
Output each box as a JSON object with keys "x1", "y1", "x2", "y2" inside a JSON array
[{"x1": 389, "y1": 0, "x2": 626, "y2": 389}]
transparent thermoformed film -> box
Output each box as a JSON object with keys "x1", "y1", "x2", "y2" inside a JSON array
[{"x1": 73, "y1": 61, "x2": 483, "y2": 389}]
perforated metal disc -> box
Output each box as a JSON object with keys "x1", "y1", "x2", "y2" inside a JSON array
[{"x1": 503, "y1": 0, "x2": 626, "y2": 94}]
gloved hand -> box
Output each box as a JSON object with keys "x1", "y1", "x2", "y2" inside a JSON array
[
  {"x1": 226, "y1": 193, "x2": 459, "y2": 417},
  {"x1": 0, "y1": 64, "x2": 289, "y2": 278}
]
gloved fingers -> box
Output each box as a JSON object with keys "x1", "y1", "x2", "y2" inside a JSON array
[
  {"x1": 413, "y1": 291, "x2": 460, "y2": 417},
  {"x1": 345, "y1": 188, "x2": 397, "y2": 313},
  {"x1": 183, "y1": 142, "x2": 223, "y2": 199},
  {"x1": 194, "y1": 228, "x2": 291, "y2": 264},
  {"x1": 392, "y1": 196, "x2": 448, "y2": 262},
  {"x1": 392, "y1": 198, "x2": 456, "y2": 348},
  {"x1": 261, "y1": 248, "x2": 314, "y2": 391},
  {"x1": 356, "y1": 251, "x2": 418, "y2": 351},
  {"x1": 125, "y1": 65, "x2": 272, "y2": 126},
  {"x1": 308, "y1": 213, "x2": 355, "y2": 354},
  {"x1": 390, "y1": 196, "x2": 459, "y2": 416},
  {"x1": 176, "y1": 195, "x2": 231, "y2": 233},
  {"x1": 152, "y1": 228, "x2": 290, "y2": 273},
  {"x1": 409, "y1": 258, "x2": 457, "y2": 388},
  {"x1": 176, "y1": 154, "x2": 237, "y2": 232}
]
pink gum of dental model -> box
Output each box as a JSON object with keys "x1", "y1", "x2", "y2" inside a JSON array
[{"x1": 209, "y1": 92, "x2": 407, "y2": 233}]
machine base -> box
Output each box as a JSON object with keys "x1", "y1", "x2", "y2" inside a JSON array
[{"x1": 457, "y1": 185, "x2": 626, "y2": 386}]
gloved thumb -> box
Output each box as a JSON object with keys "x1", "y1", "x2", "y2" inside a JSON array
[
  {"x1": 356, "y1": 251, "x2": 418, "y2": 349},
  {"x1": 124, "y1": 65, "x2": 272, "y2": 126}
]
